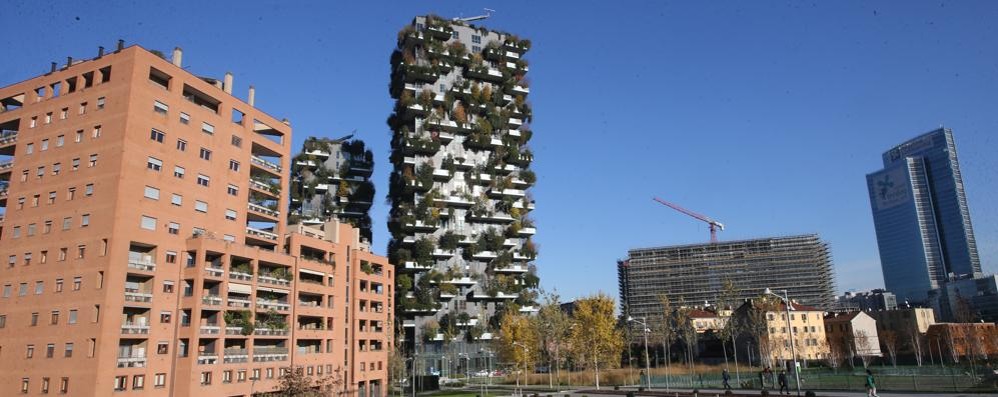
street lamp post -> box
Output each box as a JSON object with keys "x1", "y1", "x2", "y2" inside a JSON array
[
  {"x1": 513, "y1": 342, "x2": 530, "y2": 397},
  {"x1": 627, "y1": 316, "x2": 653, "y2": 390},
  {"x1": 764, "y1": 288, "x2": 802, "y2": 397}
]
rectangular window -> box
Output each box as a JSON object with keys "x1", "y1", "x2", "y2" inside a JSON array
[
  {"x1": 85, "y1": 184, "x2": 94, "y2": 196},
  {"x1": 79, "y1": 102, "x2": 87, "y2": 115},
  {"x1": 92, "y1": 125, "x2": 101, "y2": 138},
  {"x1": 165, "y1": 251, "x2": 177, "y2": 263},
  {"x1": 67, "y1": 188, "x2": 75, "y2": 201},
  {"x1": 50, "y1": 311, "x2": 58, "y2": 324},
  {"x1": 35, "y1": 281, "x2": 44, "y2": 294},
  {"x1": 89, "y1": 154, "x2": 98, "y2": 167},
  {"x1": 60, "y1": 108, "x2": 68, "y2": 119},
  {"x1": 154, "y1": 374, "x2": 166, "y2": 388},
  {"x1": 55, "y1": 279, "x2": 62, "y2": 292},
  {"x1": 227, "y1": 184, "x2": 238, "y2": 196},
  {"x1": 174, "y1": 166, "x2": 185, "y2": 178},
  {"x1": 200, "y1": 371, "x2": 212, "y2": 385},
  {"x1": 201, "y1": 122, "x2": 214, "y2": 135},
  {"x1": 48, "y1": 191, "x2": 56, "y2": 204},
  {"x1": 114, "y1": 376, "x2": 127, "y2": 391},
  {"x1": 81, "y1": 214, "x2": 90, "y2": 227},
  {"x1": 229, "y1": 160, "x2": 240, "y2": 171},
  {"x1": 196, "y1": 174, "x2": 210, "y2": 187},
  {"x1": 153, "y1": 100, "x2": 169, "y2": 114},
  {"x1": 168, "y1": 222, "x2": 180, "y2": 235},
  {"x1": 0, "y1": 314, "x2": 5, "y2": 328},
  {"x1": 64, "y1": 343, "x2": 74, "y2": 357},
  {"x1": 97, "y1": 96, "x2": 105, "y2": 109},
  {"x1": 45, "y1": 112, "x2": 52, "y2": 124},
  {"x1": 62, "y1": 217, "x2": 71, "y2": 230},
  {"x1": 52, "y1": 163, "x2": 61, "y2": 175},
  {"x1": 60, "y1": 378, "x2": 69, "y2": 394},
  {"x1": 231, "y1": 135, "x2": 242, "y2": 147},
  {"x1": 224, "y1": 209, "x2": 237, "y2": 220},
  {"x1": 150, "y1": 129, "x2": 165, "y2": 143},
  {"x1": 472, "y1": 34, "x2": 481, "y2": 44},
  {"x1": 77, "y1": 245, "x2": 85, "y2": 259},
  {"x1": 26, "y1": 143, "x2": 33, "y2": 154},
  {"x1": 132, "y1": 375, "x2": 144, "y2": 390},
  {"x1": 199, "y1": 148, "x2": 212, "y2": 160},
  {"x1": 75, "y1": 130, "x2": 82, "y2": 142},
  {"x1": 144, "y1": 186, "x2": 160, "y2": 200},
  {"x1": 146, "y1": 157, "x2": 162, "y2": 171},
  {"x1": 72, "y1": 158, "x2": 80, "y2": 170},
  {"x1": 42, "y1": 377, "x2": 50, "y2": 394},
  {"x1": 56, "y1": 135, "x2": 65, "y2": 147},
  {"x1": 194, "y1": 201, "x2": 208, "y2": 213},
  {"x1": 176, "y1": 139, "x2": 187, "y2": 151},
  {"x1": 27, "y1": 344, "x2": 34, "y2": 358},
  {"x1": 140, "y1": 216, "x2": 157, "y2": 231},
  {"x1": 171, "y1": 194, "x2": 182, "y2": 206},
  {"x1": 179, "y1": 112, "x2": 190, "y2": 124},
  {"x1": 73, "y1": 277, "x2": 81, "y2": 290}
]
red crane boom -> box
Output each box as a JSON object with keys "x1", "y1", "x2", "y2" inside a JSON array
[{"x1": 653, "y1": 197, "x2": 725, "y2": 243}]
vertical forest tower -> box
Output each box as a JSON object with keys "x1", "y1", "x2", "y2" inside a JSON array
[{"x1": 387, "y1": 15, "x2": 540, "y2": 371}]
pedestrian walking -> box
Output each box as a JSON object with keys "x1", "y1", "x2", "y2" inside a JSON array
[
  {"x1": 865, "y1": 369, "x2": 879, "y2": 397},
  {"x1": 758, "y1": 369, "x2": 765, "y2": 390},
  {"x1": 722, "y1": 368, "x2": 732, "y2": 390},
  {"x1": 777, "y1": 370, "x2": 788, "y2": 395}
]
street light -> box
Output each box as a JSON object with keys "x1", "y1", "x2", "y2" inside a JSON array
[
  {"x1": 512, "y1": 341, "x2": 530, "y2": 397},
  {"x1": 764, "y1": 288, "x2": 802, "y2": 397},
  {"x1": 626, "y1": 316, "x2": 653, "y2": 390}
]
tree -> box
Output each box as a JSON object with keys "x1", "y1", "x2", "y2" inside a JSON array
[
  {"x1": 672, "y1": 299, "x2": 698, "y2": 386},
  {"x1": 654, "y1": 294, "x2": 676, "y2": 388},
  {"x1": 822, "y1": 338, "x2": 846, "y2": 372},
  {"x1": 907, "y1": 326, "x2": 925, "y2": 367},
  {"x1": 854, "y1": 330, "x2": 874, "y2": 368},
  {"x1": 716, "y1": 280, "x2": 738, "y2": 375},
  {"x1": 880, "y1": 330, "x2": 899, "y2": 367},
  {"x1": 535, "y1": 291, "x2": 570, "y2": 388},
  {"x1": 744, "y1": 298, "x2": 774, "y2": 367},
  {"x1": 567, "y1": 293, "x2": 624, "y2": 390},
  {"x1": 276, "y1": 366, "x2": 316, "y2": 396},
  {"x1": 496, "y1": 310, "x2": 538, "y2": 389}
]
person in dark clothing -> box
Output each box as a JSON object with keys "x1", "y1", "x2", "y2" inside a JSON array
[
  {"x1": 778, "y1": 370, "x2": 788, "y2": 395},
  {"x1": 758, "y1": 370, "x2": 765, "y2": 390},
  {"x1": 722, "y1": 368, "x2": 732, "y2": 390}
]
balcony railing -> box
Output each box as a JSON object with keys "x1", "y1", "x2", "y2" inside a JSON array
[
  {"x1": 298, "y1": 300, "x2": 320, "y2": 308},
  {"x1": 227, "y1": 297, "x2": 252, "y2": 308},
  {"x1": 116, "y1": 355, "x2": 147, "y2": 368},
  {"x1": 223, "y1": 348, "x2": 249, "y2": 363},
  {"x1": 249, "y1": 179, "x2": 279, "y2": 195},
  {"x1": 121, "y1": 322, "x2": 150, "y2": 335},
  {"x1": 0, "y1": 160, "x2": 13, "y2": 171},
  {"x1": 246, "y1": 227, "x2": 278, "y2": 241},
  {"x1": 127, "y1": 257, "x2": 156, "y2": 272},
  {"x1": 123, "y1": 290, "x2": 153, "y2": 303},
  {"x1": 254, "y1": 327, "x2": 290, "y2": 336},
  {"x1": 199, "y1": 325, "x2": 221, "y2": 335},
  {"x1": 258, "y1": 275, "x2": 291, "y2": 287},
  {"x1": 202, "y1": 295, "x2": 223, "y2": 306},
  {"x1": 251, "y1": 155, "x2": 282, "y2": 173},
  {"x1": 256, "y1": 299, "x2": 290, "y2": 311},
  {"x1": 205, "y1": 266, "x2": 224, "y2": 278},
  {"x1": 0, "y1": 131, "x2": 17, "y2": 146},
  {"x1": 248, "y1": 202, "x2": 280, "y2": 218},
  {"x1": 197, "y1": 354, "x2": 219, "y2": 365},
  {"x1": 229, "y1": 271, "x2": 253, "y2": 281},
  {"x1": 252, "y1": 347, "x2": 289, "y2": 362}
]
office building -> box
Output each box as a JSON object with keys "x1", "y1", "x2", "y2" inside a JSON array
[
  {"x1": 0, "y1": 44, "x2": 392, "y2": 396},
  {"x1": 866, "y1": 128, "x2": 981, "y2": 304},
  {"x1": 830, "y1": 289, "x2": 897, "y2": 312},
  {"x1": 290, "y1": 135, "x2": 376, "y2": 242},
  {"x1": 928, "y1": 274, "x2": 998, "y2": 323},
  {"x1": 386, "y1": 15, "x2": 539, "y2": 373},
  {"x1": 619, "y1": 234, "x2": 836, "y2": 339}
]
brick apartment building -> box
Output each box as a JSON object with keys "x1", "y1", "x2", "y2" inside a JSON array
[{"x1": 0, "y1": 43, "x2": 392, "y2": 396}]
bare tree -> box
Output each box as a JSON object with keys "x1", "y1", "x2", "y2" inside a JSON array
[
  {"x1": 907, "y1": 326, "x2": 925, "y2": 367},
  {"x1": 854, "y1": 330, "x2": 874, "y2": 368},
  {"x1": 744, "y1": 300, "x2": 773, "y2": 367},
  {"x1": 880, "y1": 330, "x2": 899, "y2": 367},
  {"x1": 822, "y1": 338, "x2": 846, "y2": 372},
  {"x1": 656, "y1": 294, "x2": 676, "y2": 381}
]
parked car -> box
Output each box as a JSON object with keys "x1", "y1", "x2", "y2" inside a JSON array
[{"x1": 473, "y1": 370, "x2": 491, "y2": 377}]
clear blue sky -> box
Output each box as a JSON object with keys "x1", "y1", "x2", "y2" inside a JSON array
[{"x1": 3, "y1": 1, "x2": 996, "y2": 301}]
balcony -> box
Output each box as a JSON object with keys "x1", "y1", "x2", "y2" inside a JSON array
[
  {"x1": 202, "y1": 295, "x2": 223, "y2": 306},
  {"x1": 432, "y1": 249, "x2": 455, "y2": 258},
  {"x1": 205, "y1": 266, "x2": 224, "y2": 278},
  {"x1": 488, "y1": 188, "x2": 526, "y2": 198},
  {"x1": 254, "y1": 327, "x2": 290, "y2": 337},
  {"x1": 257, "y1": 275, "x2": 291, "y2": 287},
  {"x1": 0, "y1": 131, "x2": 17, "y2": 149},
  {"x1": 466, "y1": 66, "x2": 504, "y2": 82},
  {"x1": 401, "y1": 261, "x2": 432, "y2": 272},
  {"x1": 127, "y1": 257, "x2": 156, "y2": 272},
  {"x1": 512, "y1": 252, "x2": 534, "y2": 261},
  {"x1": 116, "y1": 355, "x2": 147, "y2": 368},
  {"x1": 200, "y1": 324, "x2": 221, "y2": 335},
  {"x1": 223, "y1": 348, "x2": 249, "y2": 363},
  {"x1": 246, "y1": 227, "x2": 278, "y2": 241},
  {"x1": 229, "y1": 271, "x2": 253, "y2": 282},
  {"x1": 0, "y1": 159, "x2": 12, "y2": 174},
  {"x1": 468, "y1": 212, "x2": 515, "y2": 223},
  {"x1": 438, "y1": 196, "x2": 474, "y2": 207},
  {"x1": 252, "y1": 347, "x2": 289, "y2": 362},
  {"x1": 248, "y1": 202, "x2": 280, "y2": 218},
  {"x1": 495, "y1": 264, "x2": 529, "y2": 274},
  {"x1": 256, "y1": 299, "x2": 291, "y2": 311},
  {"x1": 197, "y1": 354, "x2": 219, "y2": 365},
  {"x1": 472, "y1": 251, "x2": 498, "y2": 260},
  {"x1": 227, "y1": 297, "x2": 252, "y2": 308},
  {"x1": 445, "y1": 277, "x2": 477, "y2": 286},
  {"x1": 250, "y1": 155, "x2": 282, "y2": 174},
  {"x1": 512, "y1": 85, "x2": 530, "y2": 95},
  {"x1": 508, "y1": 117, "x2": 523, "y2": 127},
  {"x1": 123, "y1": 290, "x2": 153, "y2": 304},
  {"x1": 519, "y1": 305, "x2": 540, "y2": 313},
  {"x1": 432, "y1": 169, "x2": 453, "y2": 180},
  {"x1": 518, "y1": 227, "x2": 536, "y2": 236},
  {"x1": 249, "y1": 179, "x2": 280, "y2": 197},
  {"x1": 121, "y1": 321, "x2": 150, "y2": 335},
  {"x1": 426, "y1": 24, "x2": 453, "y2": 39},
  {"x1": 402, "y1": 219, "x2": 438, "y2": 232},
  {"x1": 225, "y1": 326, "x2": 244, "y2": 336}
]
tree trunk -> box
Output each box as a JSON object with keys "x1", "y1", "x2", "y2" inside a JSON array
[
  {"x1": 594, "y1": 357, "x2": 600, "y2": 390},
  {"x1": 731, "y1": 333, "x2": 741, "y2": 385}
]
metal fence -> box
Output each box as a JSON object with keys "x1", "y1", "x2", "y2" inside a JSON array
[{"x1": 647, "y1": 366, "x2": 998, "y2": 393}]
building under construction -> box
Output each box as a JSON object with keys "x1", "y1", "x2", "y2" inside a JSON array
[{"x1": 619, "y1": 234, "x2": 836, "y2": 337}]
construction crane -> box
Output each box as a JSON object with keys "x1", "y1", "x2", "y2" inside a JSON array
[
  {"x1": 453, "y1": 8, "x2": 494, "y2": 23},
  {"x1": 653, "y1": 197, "x2": 725, "y2": 243}
]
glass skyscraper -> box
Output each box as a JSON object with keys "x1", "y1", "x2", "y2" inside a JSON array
[{"x1": 866, "y1": 128, "x2": 981, "y2": 304}]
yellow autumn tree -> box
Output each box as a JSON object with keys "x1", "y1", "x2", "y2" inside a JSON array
[
  {"x1": 568, "y1": 293, "x2": 624, "y2": 389},
  {"x1": 496, "y1": 310, "x2": 539, "y2": 387}
]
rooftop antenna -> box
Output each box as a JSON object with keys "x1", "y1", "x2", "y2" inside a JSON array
[{"x1": 454, "y1": 8, "x2": 494, "y2": 23}]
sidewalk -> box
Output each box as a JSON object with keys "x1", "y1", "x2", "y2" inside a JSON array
[{"x1": 565, "y1": 388, "x2": 989, "y2": 397}]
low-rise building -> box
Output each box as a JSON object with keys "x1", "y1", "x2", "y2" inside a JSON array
[
  {"x1": 733, "y1": 299, "x2": 830, "y2": 366},
  {"x1": 926, "y1": 323, "x2": 998, "y2": 363},
  {"x1": 824, "y1": 311, "x2": 882, "y2": 365}
]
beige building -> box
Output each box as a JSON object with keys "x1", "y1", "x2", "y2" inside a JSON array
[
  {"x1": 688, "y1": 308, "x2": 730, "y2": 334},
  {"x1": 824, "y1": 311, "x2": 882, "y2": 362},
  {"x1": 868, "y1": 307, "x2": 936, "y2": 335},
  {"x1": 734, "y1": 299, "x2": 830, "y2": 365},
  {"x1": 0, "y1": 44, "x2": 392, "y2": 396}
]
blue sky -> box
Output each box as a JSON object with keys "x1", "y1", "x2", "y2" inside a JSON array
[{"x1": 3, "y1": 1, "x2": 996, "y2": 301}]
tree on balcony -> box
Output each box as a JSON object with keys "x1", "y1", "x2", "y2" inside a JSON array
[
  {"x1": 438, "y1": 232, "x2": 460, "y2": 251},
  {"x1": 447, "y1": 41, "x2": 468, "y2": 59},
  {"x1": 422, "y1": 320, "x2": 441, "y2": 342},
  {"x1": 224, "y1": 310, "x2": 255, "y2": 336},
  {"x1": 232, "y1": 262, "x2": 254, "y2": 275},
  {"x1": 269, "y1": 267, "x2": 293, "y2": 282}
]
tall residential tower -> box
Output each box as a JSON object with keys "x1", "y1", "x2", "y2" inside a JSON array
[
  {"x1": 386, "y1": 15, "x2": 540, "y2": 373},
  {"x1": 866, "y1": 128, "x2": 981, "y2": 304},
  {"x1": 0, "y1": 45, "x2": 392, "y2": 397}
]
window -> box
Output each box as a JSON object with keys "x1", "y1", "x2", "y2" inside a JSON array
[
  {"x1": 45, "y1": 112, "x2": 52, "y2": 124},
  {"x1": 56, "y1": 135, "x2": 64, "y2": 147},
  {"x1": 68, "y1": 310, "x2": 77, "y2": 324},
  {"x1": 52, "y1": 163, "x2": 61, "y2": 175},
  {"x1": 55, "y1": 279, "x2": 63, "y2": 292},
  {"x1": 223, "y1": 234, "x2": 235, "y2": 242},
  {"x1": 30, "y1": 116, "x2": 37, "y2": 128},
  {"x1": 223, "y1": 370, "x2": 232, "y2": 383},
  {"x1": 30, "y1": 311, "x2": 37, "y2": 324},
  {"x1": 48, "y1": 191, "x2": 56, "y2": 204},
  {"x1": 472, "y1": 45, "x2": 481, "y2": 53},
  {"x1": 50, "y1": 310, "x2": 59, "y2": 324},
  {"x1": 114, "y1": 376, "x2": 127, "y2": 391},
  {"x1": 238, "y1": 370, "x2": 246, "y2": 382},
  {"x1": 62, "y1": 217, "x2": 71, "y2": 230},
  {"x1": 199, "y1": 147, "x2": 212, "y2": 160},
  {"x1": 59, "y1": 378, "x2": 68, "y2": 394},
  {"x1": 6, "y1": 255, "x2": 15, "y2": 266},
  {"x1": 64, "y1": 343, "x2": 74, "y2": 357},
  {"x1": 42, "y1": 139, "x2": 51, "y2": 150},
  {"x1": 472, "y1": 34, "x2": 481, "y2": 44},
  {"x1": 40, "y1": 250, "x2": 47, "y2": 263},
  {"x1": 140, "y1": 216, "x2": 157, "y2": 231},
  {"x1": 196, "y1": 174, "x2": 210, "y2": 187},
  {"x1": 157, "y1": 342, "x2": 169, "y2": 354},
  {"x1": 60, "y1": 249, "x2": 69, "y2": 262},
  {"x1": 263, "y1": 368, "x2": 271, "y2": 379},
  {"x1": 153, "y1": 100, "x2": 169, "y2": 115},
  {"x1": 97, "y1": 96, "x2": 105, "y2": 109},
  {"x1": 200, "y1": 371, "x2": 212, "y2": 385},
  {"x1": 160, "y1": 311, "x2": 171, "y2": 323},
  {"x1": 73, "y1": 277, "x2": 81, "y2": 290},
  {"x1": 16, "y1": 197, "x2": 24, "y2": 209},
  {"x1": 147, "y1": 157, "x2": 162, "y2": 171},
  {"x1": 37, "y1": 166, "x2": 45, "y2": 178},
  {"x1": 81, "y1": 214, "x2": 90, "y2": 227},
  {"x1": 179, "y1": 112, "x2": 190, "y2": 124},
  {"x1": 71, "y1": 158, "x2": 80, "y2": 170},
  {"x1": 229, "y1": 160, "x2": 240, "y2": 171},
  {"x1": 144, "y1": 186, "x2": 160, "y2": 200},
  {"x1": 2, "y1": 284, "x2": 10, "y2": 298},
  {"x1": 165, "y1": 251, "x2": 177, "y2": 263},
  {"x1": 21, "y1": 378, "x2": 29, "y2": 394},
  {"x1": 174, "y1": 166, "x2": 185, "y2": 178},
  {"x1": 227, "y1": 184, "x2": 239, "y2": 196},
  {"x1": 35, "y1": 281, "x2": 44, "y2": 294},
  {"x1": 225, "y1": 209, "x2": 237, "y2": 220},
  {"x1": 42, "y1": 377, "x2": 50, "y2": 394},
  {"x1": 26, "y1": 344, "x2": 34, "y2": 358},
  {"x1": 26, "y1": 143, "x2": 34, "y2": 154},
  {"x1": 150, "y1": 129, "x2": 165, "y2": 143},
  {"x1": 67, "y1": 188, "x2": 75, "y2": 201},
  {"x1": 194, "y1": 201, "x2": 208, "y2": 213},
  {"x1": 46, "y1": 343, "x2": 55, "y2": 357},
  {"x1": 0, "y1": 314, "x2": 5, "y2": 328},
  {"x1": 88, "y1": 154, "x2": 97, "y2": 167},
  {"x1": 27, "y1": 224, "x2": 36, "y2": 236},
  {"x1": 78, "y1": 103, "x2": 86, "y2": 115},
  {"x1": 176, "y1": 139, "x2": 187, "y2": 151},
  {"x1": 201, "y1": 122, "x2": 214, "y2": 135},
  {"x1": 85, "y1": 184, "x2": 94, "y2": 196},
  {"x1": 77, "y1": 245, "x2": 85, "y2": 259},
  {"x1": 132, "y1": 375, "x2": 144, "y2": 390},
  {"x1": 154, "y1": 374, "x2": 166, "y2": 388},
  {"x1": 60, "y1": 108, "x2": 68, "y2": 119},
  {"x1": 452, "y1": 30, "x2": 459, "y2": 39},
  {"x1": 231, "y1": 135, "x2": 242, "y2": 147},
  {"x1": 91, "y1": 125, "x2": 101, "y2": 138},
  {"x1": 12, "y1": 227, "x2": 20, "y2": 238}
]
